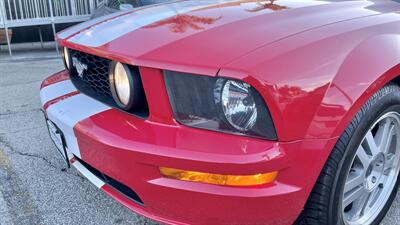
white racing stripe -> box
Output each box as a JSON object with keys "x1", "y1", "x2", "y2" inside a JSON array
[
  {"x1": 68, "y1": 0, "x2": 232, "y2": 47},
  {"x1": 72, "y1": 158, "x2": 106, "y2": 188},
  {"x1": 64, "y1": 134, "x2": 81, "y2": 159},
  {"x1": 46, "y1": 94, "x2": 111, "y2": 158},
  {"x1": 66, "y1": 148, "x2": 105, "y2": 188},
  {"x1": 57, "y1": 11, "x2": 127, "y2": 39},
  {"x1": 40, "y1": 80, "x2": 77, "y2": 106}
]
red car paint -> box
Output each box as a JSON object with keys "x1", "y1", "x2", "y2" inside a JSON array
[{"x1": 41, "y1": 0, "x2": 400, "y2": 224}]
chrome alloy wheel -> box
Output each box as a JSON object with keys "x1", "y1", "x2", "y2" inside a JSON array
[{"x1": 342, "y1": 112, "x2": 400, "y2": 225}]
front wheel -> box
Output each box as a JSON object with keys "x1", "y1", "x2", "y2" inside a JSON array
[{"x1": 296, "y1": 83, "x2": 400, "y2": 225}]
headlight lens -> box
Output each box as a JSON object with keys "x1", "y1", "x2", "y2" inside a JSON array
[
  {"x1": 164, "y1": 71, "x2": 277, "y2": 140},
  {"x1": 220, "y1": 80, "x2": 257, "y2": 131},
  {"x1": 113, "y1": 62, "x2": 131, "y2": 106},
  {"x1": 62, "y1": 47, "x2": 71, "y2": 70},
  {"x1": 109, "y1": 62, "x2": 147, "y2": 112}
]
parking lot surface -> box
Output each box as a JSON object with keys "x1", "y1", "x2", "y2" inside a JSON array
[{"x1": 0, "y1": 53, "x2": 399, "y2": 225}]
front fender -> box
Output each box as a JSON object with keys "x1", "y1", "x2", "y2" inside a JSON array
[{"x1": 307, "y1": 34, "x2": 400, "y2": 140}]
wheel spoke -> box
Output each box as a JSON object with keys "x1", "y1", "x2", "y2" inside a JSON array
[
  {"x1": 352, "y1": 190, "x2": 371, "y2": 217},
  {"x1": 343, "y1": 186, "x2": 366, "y2": 208},
  {"x1": 356, "y1": 146, "x2": 371, "y2": 168},
  {"x1": 344, "y1": 172, "x2": 365, "y2": 193},
  {"x1": 375, "y1": 120, "x2": 390, "y2": 149},
  {"x1": 364, "y1": 130, "x2": 380, "y2": 156},
  {"x1": 366, "y1": 186, "x2": 382, "y2": 210},
  {"x1": 384, "y1": 154, "x2": 395, "y2": 175},
  {"x1": 378, "y1": 122, "x2": 395, "y2": 154}
]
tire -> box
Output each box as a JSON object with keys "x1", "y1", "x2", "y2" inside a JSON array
[{"x1": 295, "y1": 83, "x2": 400, "y2": 225}]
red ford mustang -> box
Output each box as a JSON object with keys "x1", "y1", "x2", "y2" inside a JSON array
[{"x1": 40, "y1": 0, "x2": 400, "y2": 224}]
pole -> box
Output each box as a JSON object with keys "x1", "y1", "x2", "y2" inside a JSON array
[
  {"x1": 47, "y1": 0, "x2": 58, "y2": 53},
  {"x1": 0, "y1": 0, "x2": 11, "y2": 56}
]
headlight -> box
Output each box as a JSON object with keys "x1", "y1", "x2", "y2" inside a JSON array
[
  {"x1": 109, "y1": 62, "x2": 146, "y2": 111},
  {"x1": 219, "y1": 80, "x2": 257, "y2": 131},
  {"x1": 164, "y1": 71, "x2": 277, "y2": 140},
  {"x1": 112, "y1": 62, "x2": 131, "y2": 106},
  {"x1": 62, "y1": 47, "x2": 71, "y2": 70}
]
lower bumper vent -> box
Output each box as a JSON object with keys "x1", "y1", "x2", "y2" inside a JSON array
[{"x1": 75, "y1": 157, "x2": 144, "y2": 205}]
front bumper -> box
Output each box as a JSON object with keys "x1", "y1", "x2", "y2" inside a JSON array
[{"x1": 40, "y1": 70, "x2": 338, "y2": 225}]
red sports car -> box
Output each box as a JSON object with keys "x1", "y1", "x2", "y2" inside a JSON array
[{"x1": 40, "y1": 0, "x2": 400, "y2": 224}]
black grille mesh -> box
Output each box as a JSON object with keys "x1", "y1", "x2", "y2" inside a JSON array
[
  {"x1": 70, "y1": 49, "x2": 112, "y2": 97},
  {"x1": 68, "y1": 49, "x2": 149, "y2": 118}
]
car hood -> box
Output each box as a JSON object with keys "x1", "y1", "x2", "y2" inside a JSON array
[{"x1": 58, "y1": 0, "x2": 394, "y2": 75}]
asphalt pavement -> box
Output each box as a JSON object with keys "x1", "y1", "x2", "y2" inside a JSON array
[{"x1": 0, "y1": 48, "x2": 399, "y2": 225}]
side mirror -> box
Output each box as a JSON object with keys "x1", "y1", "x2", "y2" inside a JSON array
[{"x1": 119, "y1": 4, "x2": 134, "y2": 11}]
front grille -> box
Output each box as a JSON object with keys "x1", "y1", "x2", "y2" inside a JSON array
[
  {"x1": 69, "y1": 49, "x2": 112, "y2": 97},
  {"x1": 69, "y1": 49, "x2": 149, "y2": 118}
]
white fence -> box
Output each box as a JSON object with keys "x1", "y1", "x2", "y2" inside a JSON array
[{"x1": 0, "y1": 0, "x2": 108, "y2": 55}]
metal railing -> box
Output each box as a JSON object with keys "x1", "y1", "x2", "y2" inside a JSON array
[
  {"x1": 0, "y1": 0, "x2": 108, "y2": 55},
  {"x1": 0, "y1": 0, "x2": 107, "y2": 26}
]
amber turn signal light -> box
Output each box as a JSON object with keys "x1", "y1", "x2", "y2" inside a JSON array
[{"x1": 159, "y1": 167, "x2": 278, "y2": 187}]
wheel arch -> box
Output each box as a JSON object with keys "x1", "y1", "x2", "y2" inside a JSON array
[
  {"x1": 302, "y1": 35, "x2": 400, "y2": 199},
  {"x1": 306, "y1": 34, "x2": 400, "y2": 141}
]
